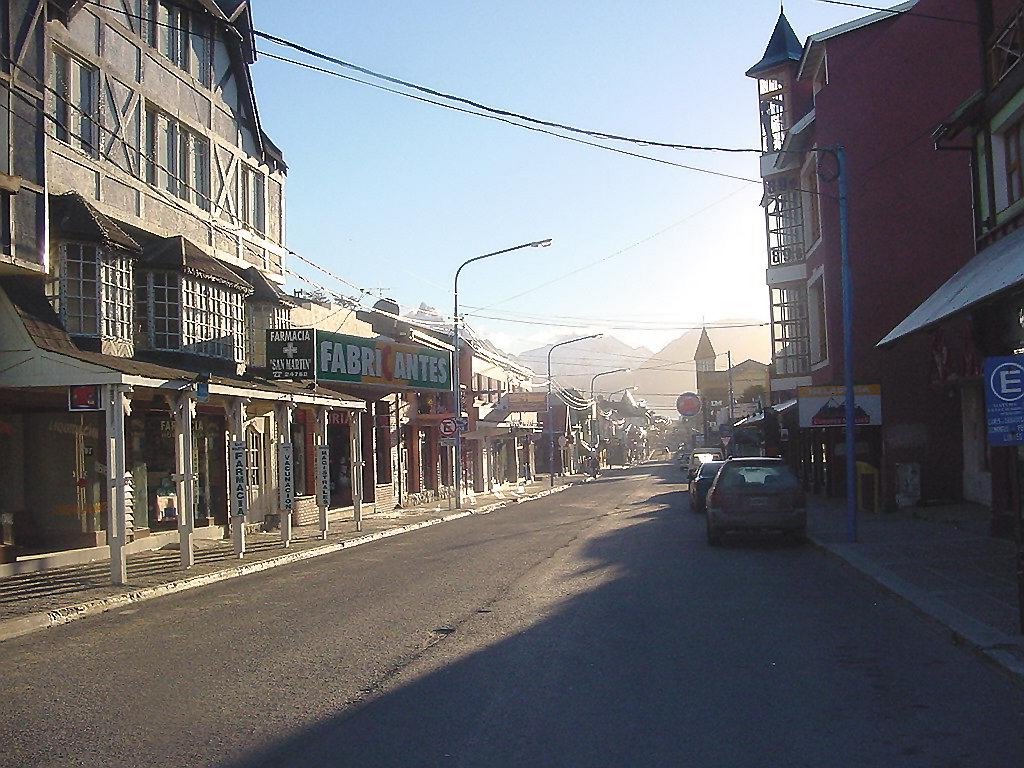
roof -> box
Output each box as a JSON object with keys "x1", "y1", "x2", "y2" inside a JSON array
[
  {"x1": 116, "y1": 220, "x2": 253, "y2": 293},
  {"x1": 746, "y1": 11, "x2": 804, "y2": 77},
  {"x1": 234, "y1": 266, "x2": 295, "y2": 305},
  {"x1": 878, "y1": 226, "x2": 1024, "y2": 347},
  {"x1": 694, "y1": 327, "x2": 716, "y2": 361},
  {"x1": 49, "y1": 192, "x2": 141, "y2": 254},
  {"x1": 798, "y1": 1, "x2": 915, "y2": 80}
]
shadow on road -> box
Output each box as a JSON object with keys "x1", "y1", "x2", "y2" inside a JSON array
[{"x1": 220, "y1": 464, "x2": 1024, "y2": 768}]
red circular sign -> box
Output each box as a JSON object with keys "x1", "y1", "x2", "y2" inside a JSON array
[{"x1": 676, "y1": 392, "x2": 702, "y2": 417}]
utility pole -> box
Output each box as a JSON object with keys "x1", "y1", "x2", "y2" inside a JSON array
[{"x1": 727, "y1": 350, "x2": 735, "y2": 422}]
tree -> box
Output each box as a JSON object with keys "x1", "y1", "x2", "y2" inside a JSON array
[{"x1": 742, "y1": 385, "x2": 766, "y2": 403}]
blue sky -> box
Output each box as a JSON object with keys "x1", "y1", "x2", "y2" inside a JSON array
[{"x1": 249, "y1": 1, "x2": 862, "y2": 354}]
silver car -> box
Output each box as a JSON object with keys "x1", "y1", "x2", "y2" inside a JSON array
[{"x1": 705, "y1": 458, "x2": 806, "y2": 545}]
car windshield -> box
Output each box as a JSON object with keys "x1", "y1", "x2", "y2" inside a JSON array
[
  {"x1": 718, "y1": 463, "x2": 799, "y2": 490},
  {"x1": 698, "y1": 461, "x2": 725, "y2": 478}
]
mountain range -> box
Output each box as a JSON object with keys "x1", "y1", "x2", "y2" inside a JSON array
[{"x1": 516, "y1": 324, "x2": 771, "y2": 416}]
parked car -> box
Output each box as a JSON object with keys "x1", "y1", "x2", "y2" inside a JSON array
[
  {"x1": 689, "y1": 460, "x2": 725, "y2": 513},
  {"x1": 687, "y1": 450, "x2": 723, "y2": 481},
  {"x1": 705, "y1": 458, "x2": 805, "y2": 545}
]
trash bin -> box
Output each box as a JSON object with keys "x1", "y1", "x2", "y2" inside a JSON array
[{"x1": 856, "y1": 461, "x2": 880, "y2": 514}]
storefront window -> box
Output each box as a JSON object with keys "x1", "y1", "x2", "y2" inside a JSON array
[{"x1": 375, "y1": 401, "x2": 392, "y2": 484}]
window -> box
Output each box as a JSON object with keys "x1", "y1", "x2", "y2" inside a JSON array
[
  {"x1": 144, "y1": 1, "x2": 212, "y2": 86},
  {"x1": 181, "y1": 276, "x2": 246, "y2": 360},
  {"x1": 808, "y1": 276, "x2": 828, "y2": 365},
  {"x1": 802, "y1": 160, "x2": 822, "y2": 246},
  {"x1": 49, "y1": 244, "x2": 134, "y2": 340},
  {"x1": 1006, "y1": 119, "x2": 1024, "y2": 206},
  {"x1": 770, "y1": 285, "x2": 810, "y2": 376},
  {"x1": 52, "y1": 49, "x2": 98, "y2": 156},
  {"x1": 239, "y1": 165, "x2": 266, "y2": 233},
  {"x1": 764, "y1": 176, "x2": 805, "y2": 266},
  {"x1": 757, "y1": 77, "x2": 788, "y2": 154},
  {"x1": 145, "y1": 107, "x2": 211, "y2": 210},
  {"x1": 148, "y1": 271, "x2": 182, "y2": 350}
]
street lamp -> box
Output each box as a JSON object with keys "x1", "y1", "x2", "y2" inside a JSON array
[
  {"x1": 547, "y1": 333, "x2": 602, "y2": 487},
  {"x1": 589, "y1": 368, "x2": 629, "y2": 467},
  {"x1": 452, "y1": 238, "x2": 552, "y2": 509}
]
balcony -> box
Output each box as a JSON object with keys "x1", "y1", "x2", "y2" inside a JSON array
[{"x1": 990, "y1": 6, "x2": 1024, "y2": 86}]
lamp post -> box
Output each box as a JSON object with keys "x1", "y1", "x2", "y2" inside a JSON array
[
  {"x1": 452, "y1": 238, "x2": 552, "y2": 509},
  {"x1": 547, "y1": 334, "x2": 602, "y2": 487},
  {"x1": 590, "y1": 368, "x2": 629, "y2": 452}
]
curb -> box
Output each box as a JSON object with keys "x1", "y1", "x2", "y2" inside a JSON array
[
  {"x1": 807, "y1": 532, "x2": 1024, "y2": 686},
  {"x1": 0, "y1": 484, "x2": 573, "y2": 644}
]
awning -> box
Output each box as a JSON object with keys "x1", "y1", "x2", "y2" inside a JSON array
[
  {"x1": 734, "y1": 398, "x2": 797, "y2": 427},
  {"x1": 878, "y1": 226, "x2": 1024, "y2": 347}
]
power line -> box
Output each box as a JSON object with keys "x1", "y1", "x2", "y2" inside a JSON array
[
  {"x1": 813, "y1": 0, "x2": 978, "y2": 26},
  {"x1": 256, "y1": 50, "x2": 763, "y2": 185}
]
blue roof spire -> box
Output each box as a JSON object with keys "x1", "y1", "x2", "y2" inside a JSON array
[{"x1": 746, "y1": 10, "x2": 803, "y2": 77}]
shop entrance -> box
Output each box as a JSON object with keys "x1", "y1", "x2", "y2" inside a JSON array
[{"x1": 328, "y1": 417, "x2": 353, "y2": 508}]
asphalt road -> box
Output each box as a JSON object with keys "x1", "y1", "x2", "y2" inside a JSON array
[{"x1": 3, "y1": 463, "x2": 1024, "y2": 767}]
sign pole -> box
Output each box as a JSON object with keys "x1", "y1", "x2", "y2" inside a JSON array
[{"x1": 837, "y1": 146, "x2": 858, "y2": 544}]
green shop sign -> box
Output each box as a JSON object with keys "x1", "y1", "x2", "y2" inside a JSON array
[{"x1": 316, "y1": 331, "x2": 451, "y2": 390}]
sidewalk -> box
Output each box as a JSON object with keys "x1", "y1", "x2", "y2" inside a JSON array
[
  {"x1": 0, "y1": 477, "x2": 576, "y2": 643},
  {"x1": 807, "y1": 497, "x2": 1024, "y2": 683}
]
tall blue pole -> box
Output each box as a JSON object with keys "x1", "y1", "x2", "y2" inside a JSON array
[{"x1": 837, "y1": 146, "x2": 857, "y2": 543}]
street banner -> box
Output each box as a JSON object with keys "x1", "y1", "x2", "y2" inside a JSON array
[
  {"x1": 317, "y1": 445, "x2": 331, "y2": 509},
  {"x1": 278, "y1": 443, "x2": 294, "y2": 512},
  {"x1": 983, "y1": 355, "x2": 1024, "y2": 445},
  {"x1": 230, "y1": 441, "x2": 247, "y2": 518},
  {"x1": 797, "y1": 385, "x2": 882, "y2": 428},
  {"x1": 501, "y1": 392, "x2": 549, "y2": 412}
]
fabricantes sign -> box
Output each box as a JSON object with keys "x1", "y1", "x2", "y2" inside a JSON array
[
  {"x1": 267, "y1": 328, "x2": 315, "y2": 380},
  {"x1": 318, "y1": 332, "x2": 451, "y2": 390},
  {"x1": 797, "y1": 385, "x2": 883, "y2": 428},
  {"x1": 266, "y1": 329, "x2": 451, "y2": 391}
]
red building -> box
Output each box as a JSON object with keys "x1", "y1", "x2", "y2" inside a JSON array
[{"x1": 747, "y1": 2, "x2": 980, "y2": 503}]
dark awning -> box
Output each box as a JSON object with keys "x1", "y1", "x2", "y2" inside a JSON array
[
  {"x1": 49, "y1": 192, "x2": 141, "y2": 254},
  {"x1": 878, "y1": 226, "x2": 1024, "y2": 347}
]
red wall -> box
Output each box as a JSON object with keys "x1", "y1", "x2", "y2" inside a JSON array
[{"x1": 806, "y1": 0, "x2": 981, "y2": 500}]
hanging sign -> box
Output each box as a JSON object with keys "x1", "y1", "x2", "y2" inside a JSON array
[
  {"x1": 267, "y1": 328, "x2": 316, "y2": 380},
  {"x1": 797, "y1": 385, "x2": 883, "y2": 428},
  {"x1": 278, "y1": 443, "x2": 294, "y2": 512},
  {"x1": 317, "y1": 445, "x2": 331, "y2": 509},
  {"x1": 68, "y1": 385, "x2": 102, "y2": 411},
  {"x1": 984, "y1": 356, "x2": 1024, "y2": 445},
  {"x1": 231, "y1": 441, "x2": 248, "y2": 518}
]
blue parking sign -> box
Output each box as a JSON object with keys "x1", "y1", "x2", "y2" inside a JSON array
[{"x1": 984, "y1": 356, "x2": 1024, "y2": 445}]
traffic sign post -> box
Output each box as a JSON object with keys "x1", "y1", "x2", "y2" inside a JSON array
[
  {"x1": 984, "y1": 355, "x2": 1024, "y2": 634},
  {"x1": 676, "y1": 392, "x2": 702, "y2": 418},
  {"x1": 439, "y1": 417, "x2": 458, "y2": 438}
]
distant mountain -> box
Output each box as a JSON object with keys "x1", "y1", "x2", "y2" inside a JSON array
[{"x1": 516, "y1": 336, "x2": 654, "y2": 393}]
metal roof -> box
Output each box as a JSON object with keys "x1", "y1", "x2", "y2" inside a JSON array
[{"x1": 878, "y1": 226, "x2": 1024, "y2": 347}]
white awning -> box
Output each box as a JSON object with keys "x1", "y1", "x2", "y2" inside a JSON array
[{"x1": 878, "y1": 225, "x2": 1024, "y2": 347}]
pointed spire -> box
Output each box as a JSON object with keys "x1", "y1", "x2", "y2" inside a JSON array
[
  {"x1": 746, "y1": 10, "x2": 803, "y2": 78},
  {"x1": 694, "y1": 327, "x2": 716, "y2": 363}
]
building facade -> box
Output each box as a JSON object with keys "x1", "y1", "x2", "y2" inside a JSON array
[
  {"x1": 0, "y1": 1, "x2": 365, "y2": 579},
  {"x1": 747, "y1": 3, "x2": 979, "y2": 503}
]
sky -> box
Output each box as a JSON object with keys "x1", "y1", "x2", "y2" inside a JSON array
[{"x1": 248, "y1": 0, "x2": 864, "y2": 355}]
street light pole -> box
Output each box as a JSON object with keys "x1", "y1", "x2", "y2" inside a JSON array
[
  {"x1": 452, "y1": 238, "x2": 552, "y2": 509},
  {"x1": 547, "y1": 334, "x2": 602, "y2": 487},
  {"x1": 590, "y1": 368, "x2": 629, "y2": 449}
]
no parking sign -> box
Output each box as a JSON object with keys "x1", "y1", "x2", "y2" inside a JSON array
[{"x1": 984, "y1": 355, "x2": 1024, "y2": 445}]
